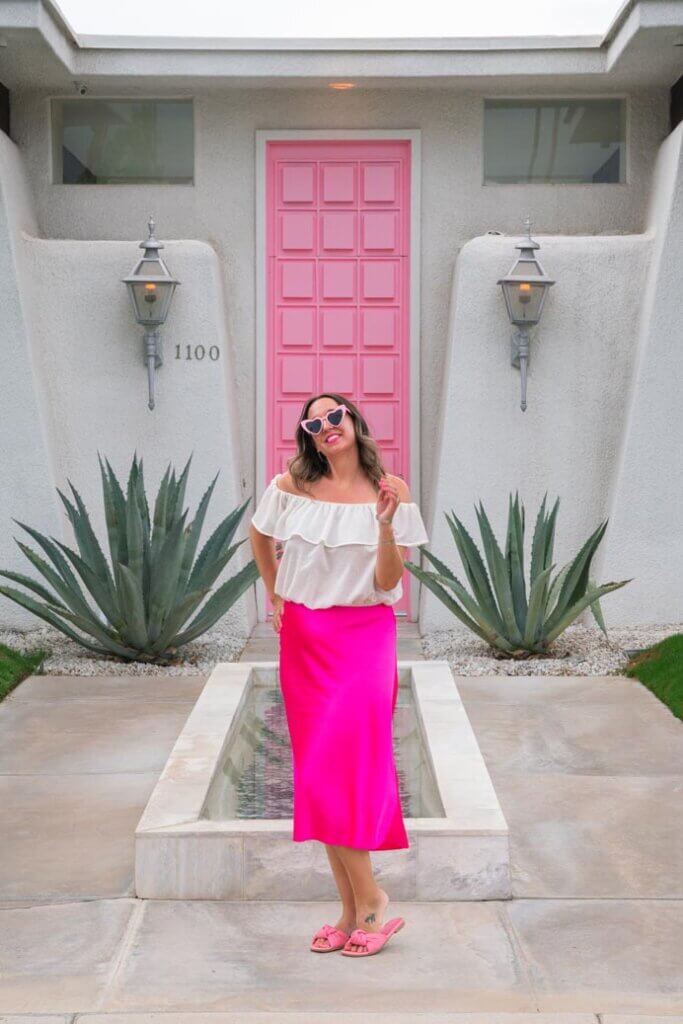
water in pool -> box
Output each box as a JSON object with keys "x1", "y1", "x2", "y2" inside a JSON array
[{"x1": 202, "y1": 678, "x2": 445, "y2": 820}]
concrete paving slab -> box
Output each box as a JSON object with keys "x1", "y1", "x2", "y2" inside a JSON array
[
  {"x1": 464, "y1": 701, "x2": 683, "y2": 775},
  {"x1": 7, "y1": 674, "x2": 208, "y2": 703},
  {"x1": 506, "y1": 899, "x2": 683, "y2": 1013},
  {"x1": 76, "y1": 1014, "x2": 599, "y2": 1023},
  {"x1": 602, "y1": 1017, "x2": 683, "y2": 1023},
  {"x1": 0, "y1": 699, "x2": 196, "y2": 774},
  {"x1": 0, "y1": 1017, "x2": 72, "y2": 1023},
  {"x1": 0, "y1": 773, "x2": 159, "y2": 900},
  {"x1": 101, "y1": 899, "x2": 536, "y2": 1013},
  {"x1": 456, "y1": 674, "x2": 649, "y2": 706},
  {"x1": 496, "y1": 773, "x2": 683, "y2": 898},
  {"x1": 0, "y1": 898, "x2": 138, "y2": 1013}
]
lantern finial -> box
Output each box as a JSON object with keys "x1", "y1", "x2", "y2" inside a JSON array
[{"x1": 140, "y1": 215, "x2": 162, "y2": 252}]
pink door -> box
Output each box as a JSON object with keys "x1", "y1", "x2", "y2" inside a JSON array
[{"x1": 265, "y1": 138, "x2": 414, "y2": 617}]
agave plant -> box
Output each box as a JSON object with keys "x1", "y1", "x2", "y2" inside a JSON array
[
  {"x1": 0, "y1": 453, "x2": 260, "y2": 664},
  {"x1": 405, "y1": 491, "x2": 633, "y2": 659}
]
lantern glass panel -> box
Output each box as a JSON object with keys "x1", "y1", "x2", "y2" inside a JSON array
[
  {"x1": 130, "y1": 280, "x2": 175, "y2": 324},
  {"x1": 503, "y1": 280, "x2": 545, "y2": 323}
]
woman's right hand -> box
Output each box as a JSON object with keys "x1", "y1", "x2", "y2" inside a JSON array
[{"x1": 270, "y1": 593, "x2": 285, "y2": 633}]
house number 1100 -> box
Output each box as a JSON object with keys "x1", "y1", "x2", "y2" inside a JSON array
[{"x1": 175, "y1": 344, "x2": 220, "y2": 361}]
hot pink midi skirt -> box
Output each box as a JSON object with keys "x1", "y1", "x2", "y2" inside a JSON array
[{"x1": 278, "y1": 599, "x2": 409, "y2": 851}]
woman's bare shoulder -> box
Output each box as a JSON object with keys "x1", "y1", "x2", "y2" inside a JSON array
[{"x1": 275, "y1": 471, "x2": 309, "y2": 498}]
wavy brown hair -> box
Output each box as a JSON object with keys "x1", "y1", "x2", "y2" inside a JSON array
[{"x1": 286, "y1": 393, "x2": 391, "y2": 498}]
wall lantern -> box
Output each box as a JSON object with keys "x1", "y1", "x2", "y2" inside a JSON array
[
  {"x1": 497, "y1": 217, "x2": 555, "y2": 412},
  {"x1": 122, "y1": 216, "x2": 179, "y2": 411}
]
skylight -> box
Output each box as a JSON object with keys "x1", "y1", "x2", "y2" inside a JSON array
[{"x1": 54, "y1": 0, "x2": 626, "y2": 41}]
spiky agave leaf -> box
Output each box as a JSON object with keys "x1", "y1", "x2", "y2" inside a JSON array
[
  {"x1": 187, "y1": 498, "x2": 252, "y2": 593},
  {"x1": 587, "y1": 575, "x2": 608, "y2": 636},
  {"x1": 474, "y1": 502, "x2": 523, "y2": 645},
  {"x1": 506, "y1": 492, "x2": 527, "y2": 632},
  {"x1": 522, "y1": 563, "x2": 555, "y2": 647},
  {"x1": 545, "y1": 520, "x2": 609, "y2": 632},
  {"x1": 419, "y1": 548, "x2": 509, "y2": 647},
  {"x1": 0, "y1": 583, "x2": 131, "y2": 658},
  {"x1": 146, "y1": 512, "x2": 189, "y2": 644},
  {"x1": 529, "y1": 492, "x2": 550, "y2": 585},
  {"x1": 172, "y1": 554, "x2": 260, "y2": 647},
  {"x1": 99, "y1": 454, "x2": 128, "y2": 568},
  {"x1": 544, "y1": 577, "x2": 633, "y2": 643},
  {"x1": 174, "y1": 471, "x2": 219, "y2": 601},
  {"x1": 57, "y1": 481, "x2": 116, "y2": 597},
  {"x1": 441, "y1": 511, "x2": 505, "y2": 634},
  {"x1": 0, "y1": 455, "x2": 260, "y2": 664},
  {"x1": 429, "y1": 571, "x2": 519, "y2": 651},
  {"x1": 12, "y1": 535, "x2": 103, "y2": 630},
  {"x1": 0, "y1": 568, "x2": 68, "y2": 609},
  {"x1": 405, "y1": 493, "x2": 632, "y2": 658}
]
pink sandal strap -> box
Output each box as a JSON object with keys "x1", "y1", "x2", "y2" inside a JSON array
[
  {"x1": 313, "y1": 923, "x2": 348, "y2": 944},
  {"x1": 347, "y1": 927, "x2": 386, "y2": 952}
]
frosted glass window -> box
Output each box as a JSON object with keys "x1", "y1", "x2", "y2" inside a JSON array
[
  {"x1": 52, "y1": 99, "x2": 194, "y2": 184},
  {"x1": 484, "y1": 99, "x2": 625, "y2": 184}
]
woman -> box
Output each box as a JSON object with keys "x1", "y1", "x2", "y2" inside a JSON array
[{"x1": 249, "y1": 392, "x2": 429, "y2": 959}]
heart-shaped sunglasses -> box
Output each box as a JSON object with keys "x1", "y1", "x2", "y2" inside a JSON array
[{"x1": 300, "y1": 404, "x2": 350, "y2": 436}]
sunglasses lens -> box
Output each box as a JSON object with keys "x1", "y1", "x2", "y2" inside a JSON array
[
  {"x1": 327, "y1": 407, "x2": 344, "y2": 427},
  {"x1": 305, "y1": 418, "x2": 323, "y2": 434}
]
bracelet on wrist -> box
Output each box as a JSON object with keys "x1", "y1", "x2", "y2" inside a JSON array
[{"x1": 377, "y1": 519, "x2": 396, "y2": 544}]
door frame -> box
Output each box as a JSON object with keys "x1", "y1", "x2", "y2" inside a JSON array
[{"x1": 254, "y1": 129, "x2": 422, "y2": 620}]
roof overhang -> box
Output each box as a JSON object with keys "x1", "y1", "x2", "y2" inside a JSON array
[{"x1": 0, "y1": 0, "x2": 681, "y2": 91}]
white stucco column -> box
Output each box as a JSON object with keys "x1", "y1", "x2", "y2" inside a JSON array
[
  {"x1": 599, "y1": 121, "x2": 683, "y2": 626},
  {"x1": 420, "y1": 231, "x2": 653, "y2": 634}
]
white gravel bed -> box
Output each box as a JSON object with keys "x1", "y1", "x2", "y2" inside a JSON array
[
  {"x1": 420, "y1": 621, "x2": 683, "y2": 676},
  {"x1": 0, "y1": 622, "x2": 249, "y2": 676},
  {"x1": 1, "y1": 619, "x2": 680, "y2": 678}
]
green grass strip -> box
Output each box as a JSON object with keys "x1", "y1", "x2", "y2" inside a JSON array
[
  {"x1": 0, "y1": 641, "x2": 46, "y2": 702},
  {"x1": 623, "y1": 632, "x2": 683, "y2": 721}
]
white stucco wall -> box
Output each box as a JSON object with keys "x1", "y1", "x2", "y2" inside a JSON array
[
  {"x1": 0, "y1": 132, "x2": 64, "y2": 628},
  {"x1": 422, "y1": 121, "x2": 683, "y2": 633},
  {"x1": 11, "y1": 85, "x2": 670, "y2": 519},
  {"x1": 420, "y1": 232, "x2": 653, "y2": 633},
  {"x1": 0, "y1": 134, "x2": 252, "y2": 633},
  {"x1": 599, "y1": 121, "x2": 683, "y2": 625}
]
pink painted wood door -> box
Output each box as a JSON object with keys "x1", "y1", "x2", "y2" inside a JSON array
[{"x1": 265, "y1": 138, "x2": 414, "y2": 617}]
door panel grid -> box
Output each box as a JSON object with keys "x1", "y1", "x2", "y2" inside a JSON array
[{"x1": 265, "y1": 139, "x2": 412, "y2": 615}]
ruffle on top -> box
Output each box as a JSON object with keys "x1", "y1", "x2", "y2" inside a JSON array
[{"x1": 251, "y1": 473, "x2": 429, "y2": 548}]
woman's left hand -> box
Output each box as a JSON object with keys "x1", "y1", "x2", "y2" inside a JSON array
[{"x1": 376, "y1": 476, "x2": 400, "y2": 524}]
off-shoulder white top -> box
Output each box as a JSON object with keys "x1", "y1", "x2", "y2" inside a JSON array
[{"x1": 250, "y1": 473, "x2": 429, "y2": 609}]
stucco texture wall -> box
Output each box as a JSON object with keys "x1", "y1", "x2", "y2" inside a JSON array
[
  {"x1": 0, "y1": 134, "x2": 250, "y2": 633},
  {"x1": 0, "y1": 133, "x2": 64, "y2": 628},
  {"x1": 421, "y1": 232, "x2": 652, "y2": 633},
  {"x1": 422, "y1": 120, "x2": 683, "y2": 631}
]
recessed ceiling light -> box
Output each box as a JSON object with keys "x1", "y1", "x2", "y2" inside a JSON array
[{"x1": 329, "y1": 82, "x2": 355, "y2": 90}]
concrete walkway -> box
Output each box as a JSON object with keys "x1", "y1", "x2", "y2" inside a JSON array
[{"x1": 0, "y1": 622, "x2": 682, "y2": 1019}]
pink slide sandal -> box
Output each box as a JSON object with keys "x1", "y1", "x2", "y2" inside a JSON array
[
  {"x1": 310, "y1": 923, "x2": 351, "y2": 952},
  {"x1": 341, "y1": 917, "x2": 405, "y2": 957}
]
